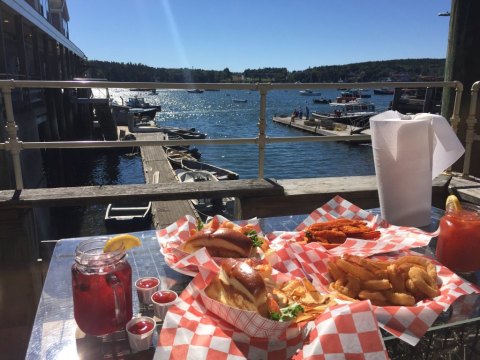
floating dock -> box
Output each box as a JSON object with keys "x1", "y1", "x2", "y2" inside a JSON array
[{"x1": 272, "y1": 116, "x2": 371, "y2": 142}]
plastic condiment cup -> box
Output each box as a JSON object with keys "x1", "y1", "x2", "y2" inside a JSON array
[
  {"x1": 135, "y1": 277, "x2": 160, "y2": 305},
  {"x1": 151, "y1": 290, "x2": 178, "y2": 321},
  {"x1": 126, "y1": 316, "x2": 156, "y2": 352}
]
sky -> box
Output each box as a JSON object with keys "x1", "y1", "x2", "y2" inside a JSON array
[{"x1": 67, "y1": 0, "x2": 452, "y2": 73}]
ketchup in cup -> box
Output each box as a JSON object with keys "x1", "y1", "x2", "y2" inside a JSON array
[
  {"x1": 128, "y1": 320, "x2": 155, "y2": 335},
  {"x1": 135, "y1": 277, "x2": 160, "y2": 305},
  {"x1": 126, "y1": 316, "x2": 156, "y2": 352},
  {"x1": 151, "y1": 290, "x2": 178, "y2": 321},
  {"x1": 437, "y1": 200, "x2": 480, "y2": 274}
]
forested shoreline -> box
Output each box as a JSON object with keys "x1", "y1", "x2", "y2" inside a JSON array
[{"x1": 86, "y1": 58, "x2": 445, "y2": 83}]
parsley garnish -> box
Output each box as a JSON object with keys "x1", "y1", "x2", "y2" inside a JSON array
[
  {"x1": 196, "y1": 219, "x2": 204, "y2": 231},
  {"x1": 245, "y1": 230, "x2": 263, "y2": 247},
  {"x1": 269, "y1": 303, "x2": 304, "y2": 321}
]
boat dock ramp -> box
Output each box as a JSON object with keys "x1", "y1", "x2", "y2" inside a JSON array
[{"x1": 272, "y1": 116, "x2": 371, "y2": 142}]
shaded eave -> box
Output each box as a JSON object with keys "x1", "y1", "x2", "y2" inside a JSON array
[{"x1": 2, "y1": 0, "x2": 85, "y2": 59}]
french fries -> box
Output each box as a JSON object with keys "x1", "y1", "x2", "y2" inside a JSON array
[
  {"x1": 273, "y1": 278, "x2": 337, "y2": 323},
  {"x1": 327, "y1": 254, "x2": 440, "y2": 306},
  {"x1": 302, "y1": 218, "x2": 381, "y2": 248}
]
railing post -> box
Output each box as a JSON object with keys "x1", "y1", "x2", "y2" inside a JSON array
[
  {"x1": 462, "y1": 81, "x2": 480, "y2": 177},
  {"x1": 450, "y1": 81, "x2": 463, "y2": 134},
  {"x1": 257, "y1": 84, "x2": 268, "y2": 178},
  {"x1": 2, "y1": 84, "x2": 24, "y2": 189}
]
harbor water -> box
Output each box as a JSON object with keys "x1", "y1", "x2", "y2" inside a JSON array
[{"x1": 52, "y1": 88, "x2": 393, "y2": 238}]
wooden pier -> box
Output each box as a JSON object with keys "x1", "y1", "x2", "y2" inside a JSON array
[
  {"x1": 134, "y1": 132, "x2": 198, "y2": 228},
  {"x1": 272, "y1": 116, "x2": 371, "y2": 142}
]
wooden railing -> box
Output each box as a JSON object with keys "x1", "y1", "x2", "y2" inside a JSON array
[{"x1": 0, "y1": 80, "x2": 466, "y2": 192}]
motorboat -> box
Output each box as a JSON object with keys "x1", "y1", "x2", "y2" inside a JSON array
[
  {"x1": 313, "y1": 98, "x2": 331, "y2": 104},
  {"x1": 125, "y1": 96, "x2": 162, "y2": 110},
  {"x1": 373, "y1": 88, "x2": 394, "y2": 95},
  {"x1": 299, "y1": 89, "x2": 322, "y2": 96},
  {"x1": 175, "y1": 169, "x2": 235, "y2": 216},
  {"x1": 104, "y1": 202, "x2": 152, "y2": 230},
  {"x1": 180, "y1": 159, "x2": 239, "y2": 180},
  {"x1": 311, "y1": 99, "x2": 377, "y2": 127},
  {"x1": 158, "y1": 126, "x2": 207, "y2": 139}
]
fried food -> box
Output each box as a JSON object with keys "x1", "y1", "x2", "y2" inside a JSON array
[
  {"x1": 303, "y1": 218, "x2": 381, "y2": 248},
  {"x1": 327, "y1": 254, "x2": 440, "y2": 306}
]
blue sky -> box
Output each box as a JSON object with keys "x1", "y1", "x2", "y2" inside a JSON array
[{"x1": 68, "y1": 0, "x2": 452, "y2": 72}]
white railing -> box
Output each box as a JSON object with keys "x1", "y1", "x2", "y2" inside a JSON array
[{"x1": 0, "y1": 80, "x2": 465, "y2": 190}]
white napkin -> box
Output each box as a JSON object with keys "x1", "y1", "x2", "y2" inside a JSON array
[{"x1": 370, "y1": 111, "x2": 464, "y2": 227}]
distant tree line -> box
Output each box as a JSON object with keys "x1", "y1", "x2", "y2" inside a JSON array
[{"x1": 86, "y1": 58, "x2": 445, "y2": 83}]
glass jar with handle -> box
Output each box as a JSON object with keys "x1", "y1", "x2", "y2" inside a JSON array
[{"x1": 71, "y1": 238, "x2": 133, "y2": 336}]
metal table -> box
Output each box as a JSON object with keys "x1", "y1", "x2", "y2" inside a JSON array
[{"x1": 26, "y1": 209, "x2": 480, "y2": 359}]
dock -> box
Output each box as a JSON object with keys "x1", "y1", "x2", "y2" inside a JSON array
[
  {"x1": 272, "y1": 116, "x2": 371, "y2": 142},
  {"x1": 134, "y1": 132, "x2": 198, "y2": 228}
]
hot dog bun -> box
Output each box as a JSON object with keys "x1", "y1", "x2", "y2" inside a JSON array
[
  {"x1": 205, "y1": 259, "x2": 269, "y2": 317},
  {"x1": 181, "y1": 228, "x2": 253, "y2": 258}
]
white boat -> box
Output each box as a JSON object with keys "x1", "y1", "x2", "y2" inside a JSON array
[
  {"x1": 299, "y1": 89, "x2": 322, "y2": 96},
  {"x1": 311, "y1": 99, "x2": 377, "y2": 127},
  {"x1": 175, "y1": 169, "x2": 234, "y2": 214}
]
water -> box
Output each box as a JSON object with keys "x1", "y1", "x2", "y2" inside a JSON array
[{"x1": 53, "y1": 88, "x2": 393, "y2": 238}]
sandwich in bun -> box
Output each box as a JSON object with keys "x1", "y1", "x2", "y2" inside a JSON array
[{"x1": 181, "y1": 226, "x2": 265, "y2": 258}]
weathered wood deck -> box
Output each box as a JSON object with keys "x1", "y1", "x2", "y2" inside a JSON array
[{"x1": 272, "y1": 116, "x2": 371, "y2": 140}]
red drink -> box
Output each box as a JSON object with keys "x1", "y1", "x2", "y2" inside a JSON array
[
  {"x1": 136, "y1": 277, "x2": 159, "y2": 289},
  {"x1": 128, "y1": 320, "x2": 154, "y2": 335},
  {"x1": 72, "y1": 239, "x2": 133, "y2": 336},
  {"x1": 152, "y1": 290, "x2": 177, "y2": 304},
  {"x1": 436, "y1": 205, "x2": 480, "y2": 273}
]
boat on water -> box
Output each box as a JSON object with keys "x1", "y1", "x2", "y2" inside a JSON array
[
  {"x1": 159, "y1": 126, "x2": 207, "y2": 139},
  {"x1": 125, "y1": 96, "x2": 162, "y2": 110},
  {"x1": 299, "y1": 89, "x2": 322, "y2": 96},
  {"x1": 313, "y1": 98, "x2": 331, "y2": 104},
  {"x1": 233, "y1": 99, "x2": 247, "y2": 103},
  {"x1": 104, "y1": 202, "x2": 152, "y2": 230},
  {"x1": 373, "y1": 88, "x2": 394, "y2": 95},
  {"x1": 175, "y1": 169, "x2": 235, "y2": 217},
  {"x1": 164, "y1": 145, "x2": 201, "y2": 160},
  {"x1": 187, "y1": 89, "x2": 204, "y2": 93},
  {"x1": 166, "y1": 149, "x2": 200, "y2": 169},
  {"x1": 180, "y1": 159, "x2": 239, "y2": 180},
  {"x1": 311, "y1": 99, "x2": 377, "y2": 127}
]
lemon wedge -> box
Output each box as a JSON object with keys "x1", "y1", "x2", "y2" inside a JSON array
[
  {"x1": 103, "y1": 234, "x2": 142, "y2": 252},
  {"x1": 445, "y1": 194, "x2": 462, "y2": 212}
]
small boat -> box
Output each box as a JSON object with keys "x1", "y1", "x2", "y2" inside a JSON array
[
  {"x1": 373, "y1": 88, "x2": 394, "y2": 95},
  {"x1": 233, "y1": 99, "x2": 247, "y2": 103},
  {"x1": 299, "y1": 89, "x2": 322, "y2": 96},
  {"x1": 159, "y1": 126, "x2": 207, "y2": 139},
  {"x1": 129, "y1": 107, "x2": 158, "y2": 119},
  {"x1": 180, "y1": 159, "x2": 239, "y2": 180},
  {"x1": 175, "y1": 169, "x2": 235, "y2": 215},
  {"x1": 164, "y1": 145, "x2": 201, "y2": 160},
  {"x1": 166, "y1": 149, "x2": 199, "y2": 169},
  {"x1": 313, "y1": 98, "x2": 331, "y2": 104},
  {"x1": 125, "y1": 96, "x2": 162, "y2": 110},
  {"x1": 104, "y1": 202, "x2": 152, "y2": 229},
  {"x1": 187, "y1": 89, "x2": 204, "y2": 93}
]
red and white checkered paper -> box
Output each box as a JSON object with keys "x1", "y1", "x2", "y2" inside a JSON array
[
  {"x1": 154, "y1": 248, "x2": 387, "y2": 360},
  {"x1": 156, "y1": 214, "x2": 263, "y2": 276},
  {"x1": 278, "y1": 241, "x2": 480, "y2": 346},
  {"x1": 268, "y1": 195, "x2": 437, "y2": 259},
  {"x1": 293, "y1": 300, "x2": 388, "y2": 360}
]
